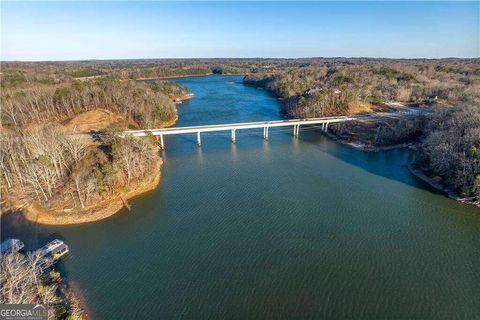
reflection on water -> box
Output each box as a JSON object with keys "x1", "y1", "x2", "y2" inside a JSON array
[{"x1": 2, "y1": 75, "x2": 480, "y2": 319}]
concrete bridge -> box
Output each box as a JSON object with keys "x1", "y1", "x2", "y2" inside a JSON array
[{"x1": 123, "y1": 109, "x2": 421, "y2": 149}]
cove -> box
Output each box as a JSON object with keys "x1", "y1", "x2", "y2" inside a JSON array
[{"x1": 2, "y1": 75, "x2": 479, "y2": 319}]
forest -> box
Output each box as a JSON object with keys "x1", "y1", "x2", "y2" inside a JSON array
[
  {"x1": 417, "y1": 103, "x2": 480, "y2": 200},
  {"x1": 1, "y1": 58, "x2": 479, "y2": 211},
  {"x1": 243, "y1": 59, "x2": 480, "y2": 117},
  {"x1": 1, "y1": 79, "x2": 177, "y2": 128},
  {"x1": 1, "y1": 252, "x2": 85, "y2": 319},
  {"x1": 1, "y1": 124, "x2": 160, "y2": 212},
  {"x1": 0, "y1": 77, "x2": 177, "y2": 219}
]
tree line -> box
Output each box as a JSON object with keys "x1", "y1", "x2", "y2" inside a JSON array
[
  {"x1": 1, "y1": 79, "x2": 177, "y2": 129},
  {"x1": 417, "y1": 102, "x2": 480, "y2": 201},
  {"x1": 244, "y1": 60, "x2": 480, "y2": 117}
]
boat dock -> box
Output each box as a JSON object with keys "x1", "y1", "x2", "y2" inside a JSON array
[{"x1": 1, "y1": 238, "x2": 69, "y2": 268}]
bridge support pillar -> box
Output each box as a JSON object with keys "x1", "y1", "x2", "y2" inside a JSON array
[
  {"x1": 231, "y1": 129, "x2": 236, "y2": 143},
  {"x1": 197, "y1": 131, "x2": 201, "y2": 147},
  {"x1": 325, "y1": 123, "x2": 329, "y2": 133},
  {"x1": 264, "y1": 126, "x2": 269, "y2": 140},
  {"x1": 159, "y1": 134, "x2": 164, "y2": 150},
  {"x1": 294, "y1": 125, "x2": 300, "y2": 138}
]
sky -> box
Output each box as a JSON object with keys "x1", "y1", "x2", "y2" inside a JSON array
[{"x1": 1, "y1": 1, "x2": 479, "y2": 61}]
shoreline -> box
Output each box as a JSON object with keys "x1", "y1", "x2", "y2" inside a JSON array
[
  {"x1": 56, "y1": 276, "x2": 89, "y2": 319},
  {"x1": 4, "y1": 157, "x2": 163, "y2": 226},
  {"x1": 68, "y1": 280, "x2": 91, "y2": 319},
  {"x1": 324, "y1": 130, "x2": 413, "y2": 152},
  {"x1": 135, "y1": 72, "x2": 245, "y2": 81},
  {"x1": 1, "y1": 108, "x2": 178, "y2": 226},
  {"x1": 171, "y1": 93, "x2": 194, "y2": 102},
  {"x1": 160, "y1": 114, "x2": 178, "y2": 128},
  {"x1": 243, "y1": 78, "x2": 417, "y2": 153},
  {"x1": 135, "y1": 73, "x2": 213, "y2": 81},
  {"x1": 408, "y1": 164, "x2": 479, "y2": 208}
]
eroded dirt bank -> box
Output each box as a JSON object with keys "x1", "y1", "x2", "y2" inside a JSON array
[{"x1": 6, "y1": 159, "x2": 162, "y2": 225}]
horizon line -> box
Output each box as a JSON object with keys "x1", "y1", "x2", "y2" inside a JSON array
[{"x1": 3, "y1": 56, "x2": 480, "y2": 63}]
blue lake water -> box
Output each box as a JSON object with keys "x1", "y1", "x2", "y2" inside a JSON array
[{"x1": 2, "y1": 75, "x2": 480, "y2": 319}]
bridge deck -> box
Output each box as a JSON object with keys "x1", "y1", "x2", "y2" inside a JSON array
[
  {"x1": 120, "y1": 110, "x2": 421, "y2": 148},
  {"x1": 124, "y1": 115, "x2": 371, "y2": 137}
]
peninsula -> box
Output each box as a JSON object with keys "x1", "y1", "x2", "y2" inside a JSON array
[
  {"x1": 1, "y1": 58, "x2": 479, "y2": 226},
  {"x1": 1, "y1": 77, "x2": 181, "y2": 224}
]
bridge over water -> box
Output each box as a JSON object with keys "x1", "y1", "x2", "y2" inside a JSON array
[{"x1": 123, "y1": 109, "x2": 421, "y2": 149}]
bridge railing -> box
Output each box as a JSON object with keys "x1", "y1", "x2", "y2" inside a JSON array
[{"x1": 120, "y1": 111, "x2": 420, "y2": 149}]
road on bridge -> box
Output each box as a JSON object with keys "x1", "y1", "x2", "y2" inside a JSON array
[{"x1": 119, "y1": 107, "x2": 427, "y2": 149}]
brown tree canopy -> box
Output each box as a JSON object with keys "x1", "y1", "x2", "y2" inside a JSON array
[
  {"x1": 417, "y1": 102, "x2": 480, "y2": 199},
  {"x1": 1, "y1": 79, "x2": 177, "y2": 129}
]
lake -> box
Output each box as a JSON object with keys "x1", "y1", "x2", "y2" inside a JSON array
[{"x1": 2, "y1": 75, "x2": 479, "y2": 319}]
